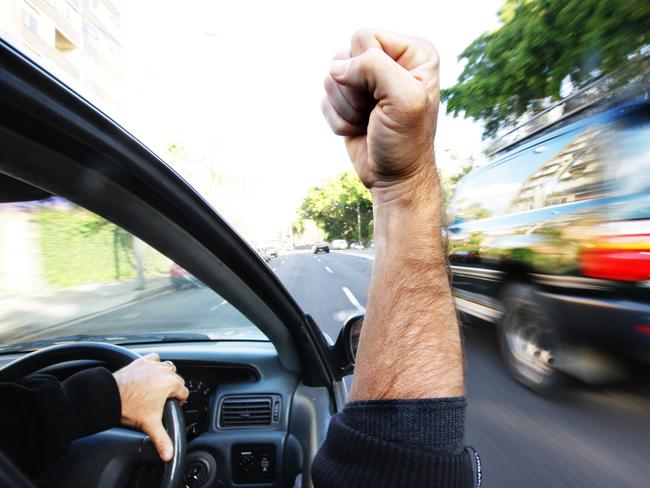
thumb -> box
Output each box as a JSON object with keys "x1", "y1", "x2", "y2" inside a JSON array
[
  {"x1": 147, "y1": 420, "x2": 174, "y2": 462},
  {"x1": 330, "y1": 48, "x2": 423, "y2": 107}
]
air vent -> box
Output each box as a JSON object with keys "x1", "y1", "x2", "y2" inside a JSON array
[{"x1": 219, "y1": 397, "x2": 276, "y2": 428}]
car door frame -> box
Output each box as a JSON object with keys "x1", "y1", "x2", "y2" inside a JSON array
[{"x1": 0, "y1": 38, "x2": 338, "y2": 390}]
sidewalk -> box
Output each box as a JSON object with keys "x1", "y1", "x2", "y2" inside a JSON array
[{"x1": 0, "y1": 276, "x2": 171, "y2": 342}]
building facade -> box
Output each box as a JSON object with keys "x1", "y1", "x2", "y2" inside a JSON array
[{"x1": 0, "y1": 0, "x2": 125, "y2": 118}]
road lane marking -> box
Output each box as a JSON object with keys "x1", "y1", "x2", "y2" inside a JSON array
[
  {"x1": 333, "y1": 251, "x2": 374, "y2": 260},
  {"x1": 209, "y1": 300, "x2": 227, "y2": 312},
  {"x1": 272, "y1": 268, "x2": 277, "y2": 272},
  {"x1": 120, "y1": 312, "x2": 141, "y2": 320},
  {"x1": 317, "y1": 258, "x2": 321, "y2": 262},
  {"x1": 325, "y1": 266, "x2": 333, "y2": 274},
  {"x1": 342, "y1": 286, "x2": 365, "y2": 313}
]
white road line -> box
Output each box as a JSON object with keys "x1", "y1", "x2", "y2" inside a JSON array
[
  {"x1": 333, "y1": 251, "x2": 375, "y2": 260},
  {"x1": 120, "y1": 312, "x2": 141, "y2": 320},
  {"x1": 317, "y1": 258, "x2": 321, "y2": 262},
  {"x1": 342, "y1": 286, "x2": 365, "y2": 313},
  {"x1": 325, "y1": 266, "x2": 333, "y2": 274},
  {"x1": 272, "y1": 268, "x2": 277, "y2": 272},
  {"x1": 209, "y1": 299, "x2": 227, "y2": 312}
]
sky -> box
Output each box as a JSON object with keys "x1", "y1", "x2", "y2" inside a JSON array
[{"x1": 119, "y1": 0, "x2": 503, "y2": 243}]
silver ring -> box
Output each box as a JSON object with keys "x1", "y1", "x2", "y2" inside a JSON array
[{"x1": 164, "y1": 360, "x2": 176, "y2": 373}]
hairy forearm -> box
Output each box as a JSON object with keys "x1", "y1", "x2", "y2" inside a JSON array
[{"x1": 350, "y1": 163, "x2": 464, "y2": 400}]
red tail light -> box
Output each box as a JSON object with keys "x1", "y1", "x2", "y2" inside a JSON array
[{"x1": 580, "y1": 220, "x2": 650, "y2": 282}]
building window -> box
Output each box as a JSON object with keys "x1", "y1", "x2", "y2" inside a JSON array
[
  {"x1": 55, "y1": 0, "x2": 82, "y2": 28},
  {"x1": 22, "y1": 2, "x2": 40, "y2": 34}
]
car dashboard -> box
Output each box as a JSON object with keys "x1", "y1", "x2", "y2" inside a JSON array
[{"x1": 0, "y1": 340, "x2": 334, "y2": 488}]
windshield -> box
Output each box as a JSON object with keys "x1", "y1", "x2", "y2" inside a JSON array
[
  {"x1": 2, "y1": 1, "x2": 650, "y2": 487},
  {"x1": 0, "y1": 196, "x2": 264, "y2": 352}
]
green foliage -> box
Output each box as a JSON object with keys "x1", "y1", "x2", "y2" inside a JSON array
[
  {"x1": 442, "y1": 0, "x2": 650, "y2": 138},
  {"x1": 298, "y1": 172, "x2": 373, "y2": 242},
  {"x1": 36, "y1": 207, "x2": 169, "y2": 287}
]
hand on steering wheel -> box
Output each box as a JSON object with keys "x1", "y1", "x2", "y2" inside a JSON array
[
  {"x1": 114, "y1": 353, "x2": 189, "y2": 462},
  {"x1": 0, "y1": 342, "x2": 188, "y2": 488}
]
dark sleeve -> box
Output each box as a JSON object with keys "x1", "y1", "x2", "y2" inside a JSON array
[
  {"x1": 312, "y1": 397, "x2": 479, "y2": 488},
  {"x1": 0, "y1": 367, "x2": 121, "y2": 473}
]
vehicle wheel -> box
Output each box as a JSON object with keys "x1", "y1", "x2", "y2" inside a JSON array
[{"x1": 498, "y1": 283, "x2": 565, "y2": 393}]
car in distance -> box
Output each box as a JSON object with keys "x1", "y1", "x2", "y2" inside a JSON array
[
  {"x1": 331, "y1": 239, "x2": 348, "y2": 250},
  {"x1": 170, "y1": 263, "x2": 204, "y2": 289},
  {"x1": 266, "y1": 246, "x2": 278, "y2": 258},
  {"x1": 350, "y1": 242, "x2": 365, "y2": 250},
  {"x1": 448, "y1": 96, "x2": 650, "y2": 393},
  {"x1": 313, "y1": 241, "x2": 330, "y2": 254}
]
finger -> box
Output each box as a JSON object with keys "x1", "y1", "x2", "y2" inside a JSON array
[
  {"x1": 332, "y1": 49, "x2": 375, "y2": 113},
  {"x1": 324, "y1": 76, "x2": 367, "y2": 125},
  {"x1": 143, "y1": 352, "x2": 160, "y2": 362},
  {"x1": 167, "y1": 374, "x2": 190, "y2": 401},
  {"x1": 351, "y1": 29, "x2": 437, "y2": 69},
  {"x1": 147, "y1": 420, "x2": 174, "y2": 462},
  {"x1": 321, "y1": 96, "x2": 367, "y2": 137},
  {"x1": 330, "y1": 48, "x2": 425, "y2": 108}
]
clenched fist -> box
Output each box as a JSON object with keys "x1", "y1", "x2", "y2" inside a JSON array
[
  {"x1": 113, "y1": 353, "x2": 189, "y2": 462},
  {"x1": 321, "y1": 29, "x2": 440, "y2": 203}
]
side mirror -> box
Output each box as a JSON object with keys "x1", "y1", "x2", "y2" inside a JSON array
[{"x1": 332, "y1": 313, "x2": 364, "y2": 376}]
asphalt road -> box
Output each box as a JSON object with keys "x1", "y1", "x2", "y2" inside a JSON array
[
  {"x1": 18, "y1": 250, "x2": 650, "y2": 487},
  {"x1": 272, "y1": 251, "x2": 650, "y2": 488}
]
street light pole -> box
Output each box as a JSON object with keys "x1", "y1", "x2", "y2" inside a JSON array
[{"x1": 357, "y1": 203, "x2": 361, "y2": 243}]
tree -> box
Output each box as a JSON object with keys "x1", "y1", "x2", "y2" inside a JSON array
[
  {"x1": 442, "y1": 0, "x2": 650, "y2": 139},
  {"x1": 298, "y1": 172, "x2": 373, "y2": 243}
]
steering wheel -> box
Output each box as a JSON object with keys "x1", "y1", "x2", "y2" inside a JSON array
[{"x1": 0, "y1": 342, "x2": 186, "y2": 488}]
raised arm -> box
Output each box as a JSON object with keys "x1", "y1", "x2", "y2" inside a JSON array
[{"x1": 313, "y1": 30, "x2": 476, "y2": 488}]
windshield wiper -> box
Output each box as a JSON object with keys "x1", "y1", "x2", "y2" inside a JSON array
[{"x1": 0, "y1": 332, "x2": 214, "y2": 354}]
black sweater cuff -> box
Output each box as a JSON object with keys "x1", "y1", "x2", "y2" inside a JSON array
[
  {"x1": 62, "y1": 367, "x2": 121, "y2": 439},
  {"x1": 342, "y1": 397, "x2": 467, "y2": 455},
  {"x1": 312, "y1": 397, "x2": 474, "y2": 488}
]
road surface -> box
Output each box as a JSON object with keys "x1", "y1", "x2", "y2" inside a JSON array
[
  {"x1": 277, "y1": 251, "x2": 650, "y2": 488},
  {"x1": 11, "y1": 250, "x2": 650, "y2": 487}
]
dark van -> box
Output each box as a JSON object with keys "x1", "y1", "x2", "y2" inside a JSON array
[{"x1": 448, "y1": 98, "x2": 650, "y2": 392}]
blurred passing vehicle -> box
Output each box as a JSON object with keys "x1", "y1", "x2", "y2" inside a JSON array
[
  {"x1": 350, "y1": 242, "x2": 365, "y2": 250},
  {"x1": 448, "y1": 92, "x2": 650, "y2": 393},
  {"x1": 331, "y1": 239, "x2": 348, "y2": 250},
  {"x1": 170, "y1": 263, "x2": 204, "y2": 290},
  {"x1": 313, "y1": 242, "x2": 330, "y2": 254}
]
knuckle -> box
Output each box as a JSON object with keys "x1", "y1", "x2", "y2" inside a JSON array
[
  {"x1": 332, "y1": 122, "x2": 349, "y2": 136},
  {"x1": 359, "y1": 48, "x2": 384, "y2": 74},
  {"x1": 351, "y1": 28, "x2": 374, "y2": 49}
]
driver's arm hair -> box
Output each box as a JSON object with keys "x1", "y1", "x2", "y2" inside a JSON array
[
  {"x1": 0, "y1": 367, "x2": 120, "y2": 473},
  {"x1": 351, "y1": 167, "x2": 464, "y2": 401},
  {"x1": 312, "y1": 167, "x2": 477, "y2": 488}
]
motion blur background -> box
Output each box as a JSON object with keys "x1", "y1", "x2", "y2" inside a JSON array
[{"x1": 1, "y1": 1, "x2": 649, "y2": 487}]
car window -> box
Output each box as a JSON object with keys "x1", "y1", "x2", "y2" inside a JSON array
[
  {"x1": 0, "y1": 195, "x2": 265, "y2": 352},
  {"x1": 606, "y1": 115, "x2": 650, "y2": 220},
  {"x1": 449, "y1": 127, "x2": 584, "y2": 222}
]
